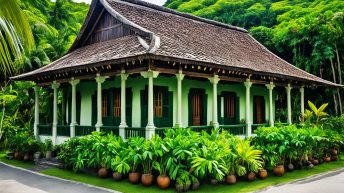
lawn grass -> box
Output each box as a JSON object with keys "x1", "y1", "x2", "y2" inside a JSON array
[
  {"x1": 41, "y1": 156, "x2": 344, "y2": 193},
  {"x1": 0, "y1": 150, "x2": 35, "y2": 169}
]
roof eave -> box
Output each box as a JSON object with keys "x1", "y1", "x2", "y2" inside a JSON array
[{"x1": 12, "y1": 53, "x2": 341, "y2": 88}]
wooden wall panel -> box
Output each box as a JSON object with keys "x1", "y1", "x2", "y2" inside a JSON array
[{"x1": 86, "y1": 12, "x2": 135, "y2": 45}]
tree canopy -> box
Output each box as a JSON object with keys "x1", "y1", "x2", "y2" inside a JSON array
[
  {"x1": 165, "y1": 0, "x2": 344, "y2": 114},
  {"x1": 17, "y1": 0, "x2": 89, "y2": 77}
]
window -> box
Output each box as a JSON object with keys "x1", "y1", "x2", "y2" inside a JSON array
[
  {"x1": 224, "y1": 95, "x2": 235, "y2": 119},
  {"x1": 113, "y1": 92, "x2": 121, "y2": 117},
  {"x1": 154, "y1": 91, "x2": 163, "y2": 117},
  {"x1": 102, "y1": 94, "x2": 108, "y2": 117}
]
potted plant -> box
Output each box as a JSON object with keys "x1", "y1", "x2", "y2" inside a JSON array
[
  {"x1": 225, "y1": 152, "x2": 242, "y2": 184},
  {"x1": 191, "y1": 175, "x2": 200, "y2": 190},
  {"x1": 273, "y1": 146, "x2": 286, "y2": 177},
  {"x1": 111, "y1": 154, "x2": 130, "y2": 181},
  {"x1": 324, "y1": 151, "x2": 332, "y2": 162},
  {"x1": 235, "y1": 140, "x2": 263, "y2": 182},
  {"x1": 90, "y1": 133, "x2": 118, "y2": 178},
  {"x1": 247, "y1": 171, "x2": 256, "y2": 181},
  {"x1": 44, "y1": 139, "x2": 53, "y2": 160},
  {"x1": 97, "y1": 160, "x2": 109, "y2": 178},
  {"x1": 258, "y1": 168, "x2": 268, "y2": 179},
  {"x1": 175, "y1": 177, "x2": 184, "y2": 192},
  {"x1": 34, "y1": 141, "x2": 44, "y2": 161},
  {"x1": 178, "y1": 171, "x2": 191, "y2": 191},
  {"x1": 190, "y1": 146, "x2": 227, "y2": 185},
  {"x1": 255, "y1": 143, "x2": 278, "y2": 179},
  {"x1": 127, "y1": 137, "x2": 144, "y2": 184},
  {"x1": 154, "y1": 159, "x2": 171, "y2": 189},
  {"x1": 273, "y1": 162, "x2": 285, "y2": 176},
  {"x1": 324, "y1": 155, "x2": 331, "y2": 162},
  {"x1": 22, "y1": 139, "x2": 31, "y2": 161},
  {"x1": 141, "y1": 136, "x2": 163, "y2": 186}
]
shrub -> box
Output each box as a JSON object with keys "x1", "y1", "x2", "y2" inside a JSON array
[{"x1": 49, "y1": 120, "x2": 344, "y2": 189}]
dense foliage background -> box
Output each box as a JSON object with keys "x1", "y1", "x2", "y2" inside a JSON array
[
  {"x1": 18, "y1": 0, "x2": 88, "y2": 73},
  {"x1": 165, "y1": 0, "x2": 344, "y2": 115},
  {"x1": 0, "y1": 0, "x2": 88, "y2": 140}
]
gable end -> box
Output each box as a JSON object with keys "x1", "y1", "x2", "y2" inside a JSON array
[{"x1": 85, "y1": 11, "x2": 135, "y2": 45}]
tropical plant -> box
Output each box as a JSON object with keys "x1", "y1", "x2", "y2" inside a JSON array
[
  {"x1": 306, "y1": 101, "x2": 329, "y2": 124},
  {"x1": 234, "y1": 140, "x2": 263, "y2": 175},
  {"x1": 127, "y1": 137, "x2": 144, "y2": 173},
  {"x1": 0, "y1": 0, "x2": 35, "y2": 80},
  {"x1": 57, "y1": 137, "x2": 81, "y2": 168},
  {"x1": 111, "y1": 153, "x2": 130, "y2": 175},
  {"x1": 44, "y1": 139, "x2": 53, "y2": 151},
  {"x1": 141, "y1": 136, "x2": 163, "y2": 174},
  {"x1": 255, "y1": 143, "x2": 279, "y2": 170},
  {"x1": 190, "y1": 142, "x2": 228, "y2": 181},
  {"x1": 0, "y1": 84, "x2": 17, "y2": 141}
]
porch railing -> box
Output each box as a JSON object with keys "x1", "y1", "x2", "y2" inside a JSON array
[
  {"x1": 57, "y1": 125, "x2": 70, "y2": 137},
  {"x1": 38, "y1": 125, "x2": 52, "y2": 135},
  {"x1": 220, "y1": 124, "x2": 246, "y2": 135},
  {"x1": 100, "y1": 126, "x2": 119, "y2": 136},
  {"x1": 189, "y1": 125, "x2": 214, "y2": 133},
  {"x1": 125, "y1": 127, "x2": 146, "y2": 138},
  {"x1": 252, "y1": 123, "x2": 270, "y2": 133},
  {"x1": 75, "y1": 125, "x2": 96, "y2": 136},
  {"x1": 155, "y1": 127, "x2": 169, "y2": 138}
]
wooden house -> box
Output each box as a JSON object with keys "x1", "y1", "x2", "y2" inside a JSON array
[{"x1": 12, "y1": 0, "x2": 338, "y2": 144}]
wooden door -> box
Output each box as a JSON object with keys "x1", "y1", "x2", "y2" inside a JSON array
[
  {"x1": 225, "y1": 94, "x2": 235, "y2": 124},
  {"x1": 189, "y1": 88, "x2": 207, "y2": 126},
  {"x1": 192, "y1": 94, "x2": 201, "y2": 126},
  {"x1": 254, "y1": 96, "x2": 265, "y2": 124}
]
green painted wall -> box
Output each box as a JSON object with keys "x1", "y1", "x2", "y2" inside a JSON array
[
  {"x1": 75, "y1": 75, "x2": 275, "y2": 127},
  {"x1": 78, "y1": 81, "x2": 96, "y2": 126}
]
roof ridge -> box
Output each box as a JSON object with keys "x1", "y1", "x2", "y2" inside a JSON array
[{"x1": 114, "y1": 0, "x2": 248, "y2": 33}]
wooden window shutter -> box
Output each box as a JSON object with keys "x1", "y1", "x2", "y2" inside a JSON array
[
  {"x1": 91, "y1": 93, "x2": 97, "y2": 125},
  {"x1": 202, "y1": 93, "x2": 207, "y2": 125},
  {"x1": 113, "y1": 91, "x2": 121, "y2": 117},
  {"x1": 126, "y1": 88, "x2": 132, "y2": 127},
  {"x1": 76, "y1": 92, "x2": 81, "y2": 124},
  {"x1": 235, "y1": 96, "x2": 240, "y2": 124},
  {"x1": 102, "y1": 90, "x2": 108, "y2": 117},
  {"x1": 154, "y1": 91, "x2": 163, "y2": 118}
]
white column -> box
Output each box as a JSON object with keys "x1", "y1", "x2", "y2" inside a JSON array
[
  {"x1": 244, "y1": 80, "x2": 252, "y2": 136},
  {"x1": 208, "y1": 74, "x2": 220, "y2": 128},
  {"x1": 175, "y1": 71, "x2": 184, "y2": 128},
  {"x1": 265, "y1": 82, "x2": 275, "y2": 127},
  {"x1": 140, "y1": 70, "x2": 159, "y2": 139},
  {"x1": 33, "y1": 86, "x2": 40, "y2": 139},
  {"x1": 286, "y1": 83, "x2": 292, "y2": 125},
  {"x1": 52, "y1": 81, "x2": 60, "y2": 145},
  {"x1": 220, "y1": 97, "x2": 224, "y2": 124},
  {"x1": 300, "y1": 86, "x2": 305, "y2": 123},
  {"x1": 69, "y1": 78, "x2": 80, "y2": 138},
  {"x1": 119, "y1": 71, "x2": 129, "y2": 139},
  {"x1": 95, "y1": 74, "x2": 107, "y2": 131}
]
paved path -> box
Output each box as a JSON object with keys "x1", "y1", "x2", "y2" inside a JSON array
[
  {"x1": 0, "y1": 162, "x2": 118, "y2": 193},
  {"x1": 257, "y1": 168, "x2": 344, "y2": 193}
]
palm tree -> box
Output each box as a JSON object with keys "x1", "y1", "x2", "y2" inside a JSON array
[
  {"x1": 0, "y1": 0, "x2": 35, "y2": 142},
  {"x1": 0, "y1": 0, "x2": 35, "y2": 80}
]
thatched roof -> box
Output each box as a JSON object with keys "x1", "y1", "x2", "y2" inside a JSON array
[{"x1": 12, "y1": 0, "x2": 340, "y2": 87}]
